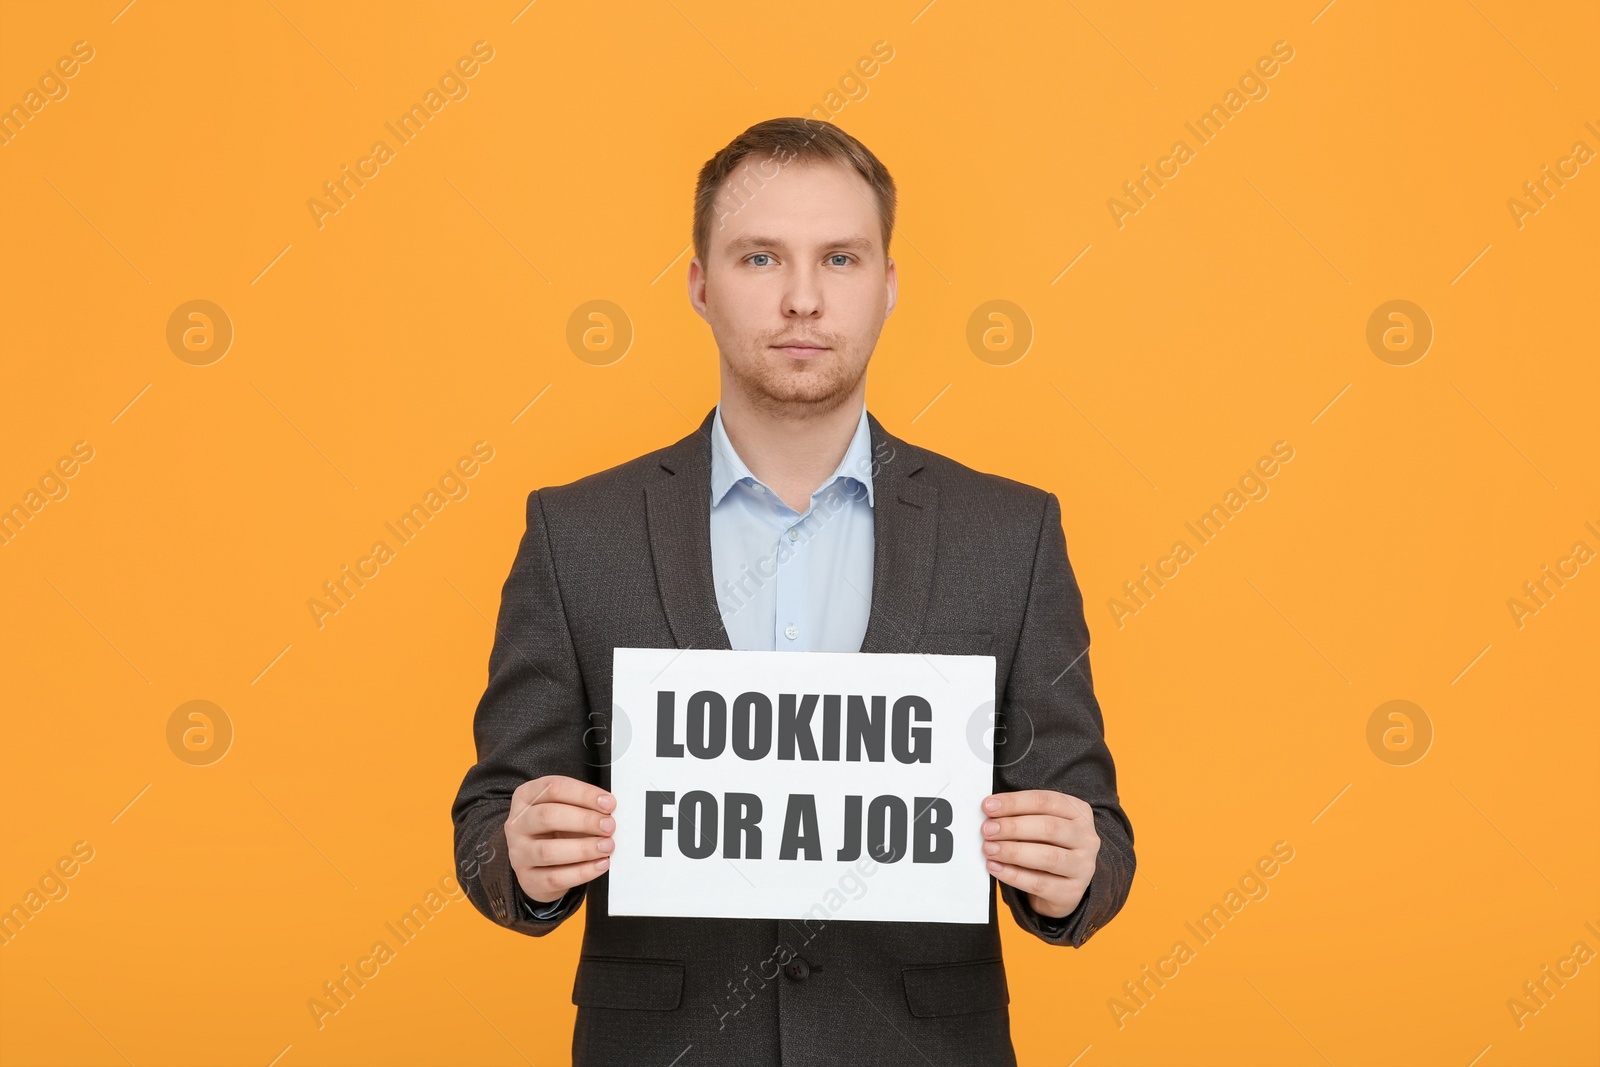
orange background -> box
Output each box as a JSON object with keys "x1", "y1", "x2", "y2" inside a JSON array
[{"x1": 2, "y1": 1, "x2": 1596, "y2": 1064}]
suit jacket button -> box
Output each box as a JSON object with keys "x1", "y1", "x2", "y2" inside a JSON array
[{"x1": 784, "y1": 958, "x2": 811, "y2": 981}]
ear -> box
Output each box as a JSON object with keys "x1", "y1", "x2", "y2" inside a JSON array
[
  {"x1": 884, "y1": 257, "x2": 898, "y2": 318},
  {"x1": 687, "y1": 256, "x2": 709, "y2": 322}
]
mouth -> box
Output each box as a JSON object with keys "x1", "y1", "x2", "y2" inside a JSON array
[{"x1": 770, "y1": 343, "x2": 831, "y2": 359}]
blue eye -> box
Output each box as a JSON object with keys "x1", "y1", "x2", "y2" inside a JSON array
[
  {"x1": 749, "y1": 253, "x2": 772, "y2": 266},
  {"x1": 829, "y1": 254, "x2": 851, "y2": 266}
]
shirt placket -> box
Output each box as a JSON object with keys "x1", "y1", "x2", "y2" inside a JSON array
[{"x1": 770, "y1": 489, "x2": 811, "y2": 652}]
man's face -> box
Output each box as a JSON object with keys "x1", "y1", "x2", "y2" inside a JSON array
[{"x1": 689, "y1": 157, "x2": 896, "y2": 416}]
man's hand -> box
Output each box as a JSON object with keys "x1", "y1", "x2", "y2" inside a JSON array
[
  {"x1": 506, "y1": 775, "x2": 615, "y2": 905},
  {"x1": 981, "y1": 789, "x2": 1099, "y2": 919}
]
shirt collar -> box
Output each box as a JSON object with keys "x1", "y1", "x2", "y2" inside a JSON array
[{"x1": 710, "y1": 402, "x2": 875, "y2": 509}]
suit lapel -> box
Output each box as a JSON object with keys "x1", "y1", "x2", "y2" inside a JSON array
[
  {"x1": 644, "y1": 406, "x2": 937, "y2": 655},
  {"x1": 645, "y1": 408, "x2": 733, "y2": 651},
  {"x1": 858, "y1": 411, "x2": 936, "y2": 654}
]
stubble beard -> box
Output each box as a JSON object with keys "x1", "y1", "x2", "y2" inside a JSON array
[{"x1": 724, "y1": 336, "x2": 873, "y2": 421}]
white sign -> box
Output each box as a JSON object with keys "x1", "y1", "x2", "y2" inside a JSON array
[{"x1": 607, "y1": 648, "x2": 996, "y2": 924}]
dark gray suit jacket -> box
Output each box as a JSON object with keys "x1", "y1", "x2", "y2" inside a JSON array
[{"x1": 452, "y1": 407, "x2": 1135, "y2": 1066}]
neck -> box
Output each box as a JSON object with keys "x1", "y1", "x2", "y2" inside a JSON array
[{"x1": 717, "y1": 380, "x2": 865, "y2": 514}]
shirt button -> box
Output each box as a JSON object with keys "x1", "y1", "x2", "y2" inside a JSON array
[
  {"x1": 784, "y1": 625, "x2": 799, "y2": 640},
  {"x1": 787, "y1": 528, "x2": 799, "y2": 541}
]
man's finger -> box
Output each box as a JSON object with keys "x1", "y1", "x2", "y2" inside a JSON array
[
  {"x1": 511, "y1": 801, "x2": 614, "y2": 838},
  {"x1": 983, "y1": 839, "x2": 1072, "y2": 876},
  {"x1": 981, "y1": 813, "x2": 1080, "y2": 848},
  {"x1": 516, "y1": 774, "x2": 615, "y2": 814},
  {"x1": 982, "y1": 789, "x2": 1083, "y2": 820},
  {"x1": 986, "y1": 858, "x2": 1073, "y2": 901},
  {"x1": 520, "y1": 856, "x2": 610, "y2": 903},
  {"x1": 527, "y1": 834, "x2": 615, "y2": 869}
]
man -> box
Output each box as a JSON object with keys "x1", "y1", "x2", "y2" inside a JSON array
[{"x1": 452, "y1": 117, "x2": 1135, "y2": 1066}]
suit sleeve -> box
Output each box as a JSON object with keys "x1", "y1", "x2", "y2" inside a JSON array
[
  {"x1": 451, "y1": 489, "x2": 596, "y2": 937},
  {"x1": 994, "y1": 491, "x2": 1136, "y2": 948}
]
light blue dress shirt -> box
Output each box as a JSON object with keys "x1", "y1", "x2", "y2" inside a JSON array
[{"x1": 709, "y1": 402, "x2": 876, "y2": 653}]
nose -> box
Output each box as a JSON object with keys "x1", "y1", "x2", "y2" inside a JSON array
[{"x1": 782, "y1": 263, "x2": 823, "y2": 319}]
